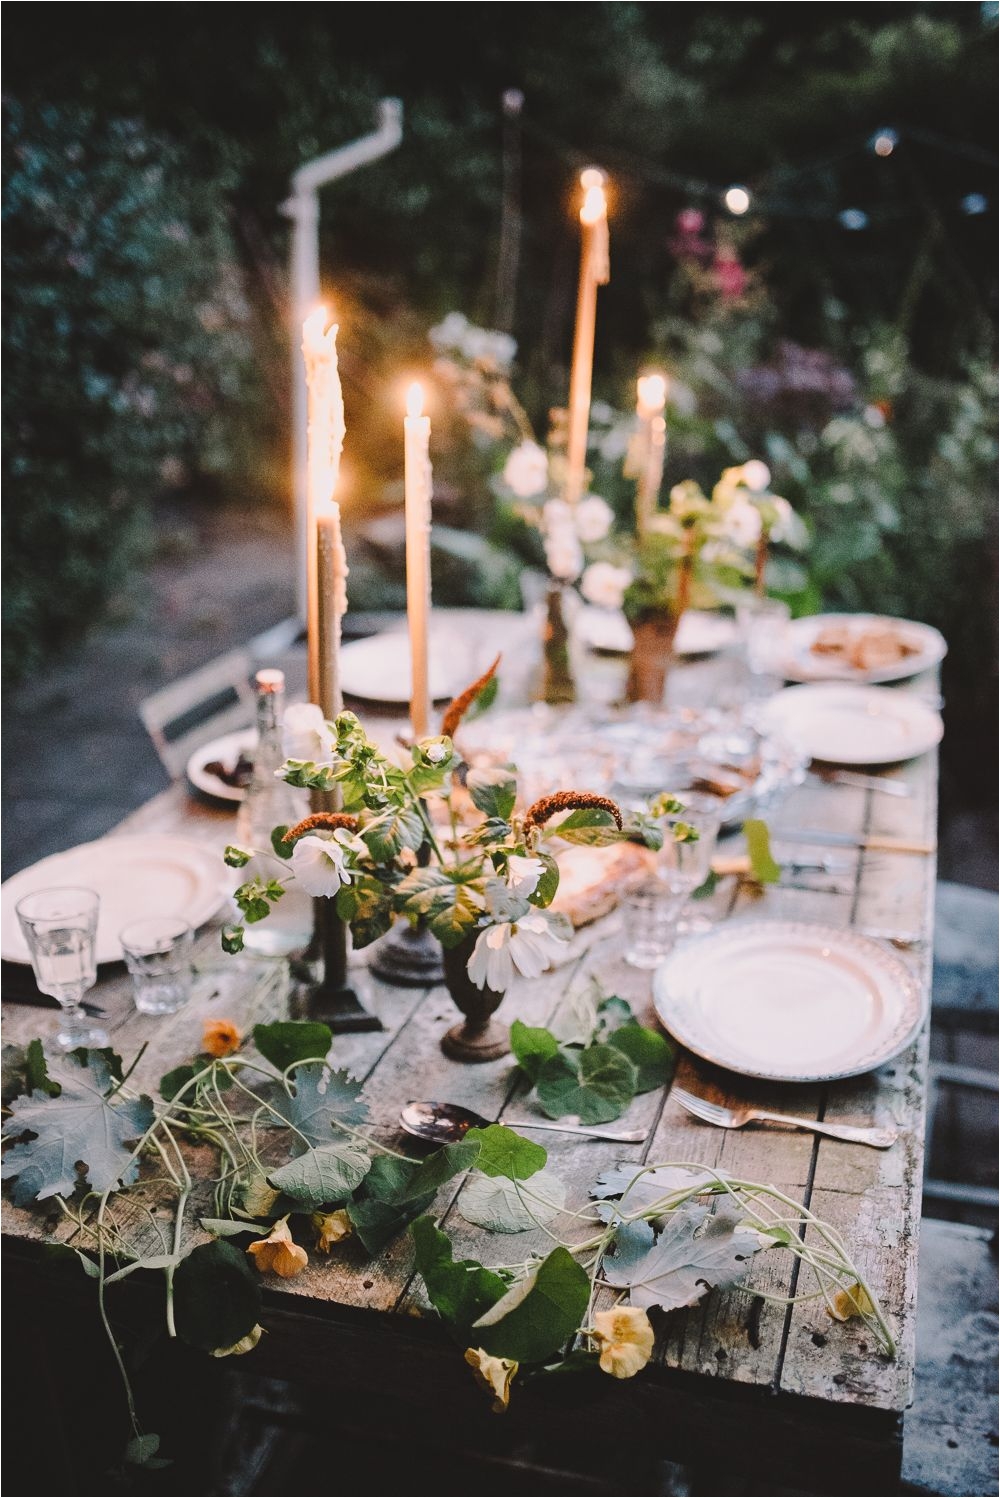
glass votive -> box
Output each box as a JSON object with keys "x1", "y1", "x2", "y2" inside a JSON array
[{"x1": 119, "y1": 916, "x2": 194, "y2": 1015}]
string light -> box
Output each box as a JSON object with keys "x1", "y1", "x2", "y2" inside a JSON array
[
  {"x1": 723, "y1": 185, "x2": 751, "y2": 215},
  {"x1": 839, "y1": 208, "x2": 869, "y2": 230},
  {"x1": 961, "y1": 193, "x2": 988, "y2": 215},
  {"x1": 872, "y1": 128, "x2": 899, "y2": 157}
]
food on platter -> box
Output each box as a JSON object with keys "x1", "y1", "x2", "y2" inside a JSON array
[{"x1": 809, "y1": 622, "x2": 921, "y2": 674}]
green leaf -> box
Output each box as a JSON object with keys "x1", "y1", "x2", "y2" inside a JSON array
[
  {"x1": 270, "y1": 826, "x2": 294, "y2": 860},
  {"x1": 172, "y1": 1240, "x2": 261, "y2": 1354},
  {"x1": 361, "y1": 804, "x2": 425, "y2": 863},
  {"x1": 466, "y1": 766, "x2": 517, "y2": 821},
  {"x1": 363, "y1": 1141, "x2": 479, "y2": 1206},
  {"x1": 1, "y1": 1049, "x2": 154, "y2": 1203},
  {"x1": 535, "y1": 1045, "x2": 637, "y2": 1125},
  {"x1": 410, "y1": 1216, "x2": 507, "y2": 1333},
  {"x1": 1, "y1": 1038, "x2": 58, "y2": 1102},
  {"x1": 622, "y1": 811, "x2": 665, "y2": 851},
  {"x1": 267, "y1": 1143, "x2": 371, "y2": 1208},
  {"x1": 221, "y1": 924, "x2": 245, "y2": 954},
  {"x1": 547, "y1": 807, "x2": 623, "y2": 847},
  {"x1": 159, "y1": 1064, "x2": 198, "y2": 1102},
  {"x1": 124, "y1": 1434, "x2": 171, "y2": 1470},
  {"x1": 527, "y1": 851, "x2": 560, "y2": 908},
  {"x1": 689, "y1": 869, "x2": 721, "y2": 901},
  {"x1": 606, "y1": 1024, "x2": 674, "y2": 1093},
  {"x1": 509, "y1": 1021, "x2": 561, "y2": 1085},
  {"x1": 335, "y1": 873, "x2": 395, "y2": 948},
  {"x1": 223, "y1": 844, "x2": 252, "y2": 868},
  {"x1": 463, "y1": 817, "x2": 514, "y2": 849},
  {"x1": 253, "y1": 1021, "x2": 332, "y2": 1074},
  {"x1": 464, "y1": 1123, "x2": 547, "y2": 1180},
  {"x1": 199, "y1": 1218, "x2": 268, "y2": 1240},
  {"x1": 593, "y1": 994, "x2": 635, "y2": 1040},
  {"x1": 396, "y1": 867, "x2": 486, "y2": 950},
  {"x1": 472, "y1": 1246, "x2": 591, "y2": 1363},
  {"x1": 268, "y1": 1062, "x2": 368, "y2": 1151},
  {"x1": 459, "y1": 1169, "x2": 567, "y2": 1233},
  {"x1": 744, "y1": 818, "x2": 781, "y2": 884}
]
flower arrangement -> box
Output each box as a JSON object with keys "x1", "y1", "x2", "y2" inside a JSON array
[{"x1": 221, "y1": 659, "x2": 671, "y2": 1006}]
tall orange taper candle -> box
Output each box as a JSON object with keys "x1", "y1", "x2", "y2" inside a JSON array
[
  {"x1": 403, "y1": 381, "x2": 432, "y2": 738},
  {"x1": 564, "y1": 167, "x2": 610, "y2": 505},
  {"x1": 302, "y1": 306, "x2": 349, "y2": 720},
  {"x1": 635, "y1": 372, "x2": 668, "y2": 538}
]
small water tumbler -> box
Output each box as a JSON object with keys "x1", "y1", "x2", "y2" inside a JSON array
[{"x1": 119, "y1": 917, "x2": 194, "y2": 1015}]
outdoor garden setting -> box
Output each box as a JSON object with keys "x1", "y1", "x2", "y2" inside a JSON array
[{"x1": 1, "y1": 7, "x2": 997, "y2": 1497}]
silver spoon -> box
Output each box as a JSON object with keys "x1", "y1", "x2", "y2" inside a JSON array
[{"x1": 400, "y1": 1100, "x2": 645, "y2": 1145}]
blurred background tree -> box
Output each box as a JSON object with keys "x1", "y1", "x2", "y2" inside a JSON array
[{"x1": 3, "y1": 3, "x2": 996, "y2": 749}]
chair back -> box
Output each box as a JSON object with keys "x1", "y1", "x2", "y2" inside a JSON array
[{"x1": 138, "y1": 648, "x2": 256, "y2": 781}]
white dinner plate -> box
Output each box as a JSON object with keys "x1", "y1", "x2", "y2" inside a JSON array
[
  {"x1": 1, "y1": 835, "x2": 231, "y2": 966},
  {"x1": 780, "y1": 612, "x2": 947, "y2": 685},
  {"x1": 755, "y1": 682, "x2": 943, "y2": 766},
  {"x1": 577, "y1": 607, "x2": 738, "y2": 658},
  {"x1": 339, "y1": 630, "x2": 477, "y2": 705},
  {"x1": 652, "y1": 919, "x2": 926, "y2": 1082},
  {"x1": 187, "y1": 728, "x2": 258, "y2": 805}
]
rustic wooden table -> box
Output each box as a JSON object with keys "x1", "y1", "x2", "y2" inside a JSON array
[{"x1": 1, "y1": 623, "x2": 939, "y2": 1496}]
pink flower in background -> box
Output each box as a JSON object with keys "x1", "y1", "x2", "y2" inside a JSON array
[
  {"x1": 714, "y1": 247, "x2": 747, "y2": 300},
  {"x1": 669, "y1": 207, "x2": 713, "y2": 265}
]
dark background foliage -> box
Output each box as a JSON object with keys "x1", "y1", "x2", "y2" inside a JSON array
[{"x1": 2, "y1": 3, "x2": 996, "y2": 811}]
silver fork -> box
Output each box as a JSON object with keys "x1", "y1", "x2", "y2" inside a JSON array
[{"x1": 672, "y1": 1087, "x2": 899, "y2": 1149}]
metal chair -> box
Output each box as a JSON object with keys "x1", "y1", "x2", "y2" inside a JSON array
[{"x1": 138, "y1": 647, "x2": 257, "y2": 781}]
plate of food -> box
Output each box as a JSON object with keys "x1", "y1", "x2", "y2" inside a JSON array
[
  {"x1": 651, "y1": 918, "x2": 926, "y2": 1082},
  {"x1": 755, "y1": 682, "x2": 943, "y2": 766},
  {"x1": 187, "y1": 728, "x2": 257, "y2": 805},
  {"x1": 780, "y1": 613, "x2": 946, "y2": 685}
]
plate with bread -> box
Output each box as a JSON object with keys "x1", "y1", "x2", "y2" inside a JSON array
[{"x1": 780, "y1": 612, "x2": 946, "y2": 685}]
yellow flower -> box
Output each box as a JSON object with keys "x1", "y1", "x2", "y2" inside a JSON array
[
  {"x1": 592, "y1": 1306, "x2": 655, "y2": 1379},
  {"x1": 210, "y1": 1324, "x2": 265, "y2": 1358},
  {"x1": 202, "y1": 1018, "x2": 241, "y2": 1058},
  {"x1": 463, "y1": 1347, "x2": 519, "y2": 1413},
  {"x1": 826, "y1": 1281, "x2": 875, "y2": 1323},
  {"x1": 312, "y1": 1209, "x2": 353, "y2": 1253},
  {"x1": 246, "y1": 1218, "x2": 308, "y2": 1278}
]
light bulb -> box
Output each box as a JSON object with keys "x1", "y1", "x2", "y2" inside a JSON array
[{"x1": 724, "y1": 186, "x2": 751, "y2": 216}]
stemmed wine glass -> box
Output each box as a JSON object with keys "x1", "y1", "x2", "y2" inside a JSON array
[{"x1": 15, "y1": 886, "x2": 108, "y2": 1050}]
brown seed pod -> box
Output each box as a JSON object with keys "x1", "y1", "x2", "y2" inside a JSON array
[
  {"x1": 282, "y1": 812, "x2": 360, "y2": 844},
  {"x1": 522, "y1": 790, "x2": 623, "y2": 836},
  {"x1": 440, "y1": 653, "x2": 502, "y2": 740}
]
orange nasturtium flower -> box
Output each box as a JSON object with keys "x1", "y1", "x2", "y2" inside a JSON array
[
  {"x1": 202, "y1": 1018, "x2": 241, "y2": 1058},
  {"x1": 312, "y1": 1210, "x2": 353, "y2": 1253},
  {"x1": 463, "y1": 1347, "x2": 519, "y2": 1413},
  {"x1": 246, "y1": 1218, "x2": 308, "y2": 1278},
  {"x1": 591, "y1": 1306, "x2": 655, "y2": 1378}
]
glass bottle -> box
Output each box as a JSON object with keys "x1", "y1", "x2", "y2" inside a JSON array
[{"x1": 234, "y1": 668, "x2": 313, "y2": 957}]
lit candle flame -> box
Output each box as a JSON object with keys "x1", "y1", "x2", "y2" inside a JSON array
[
  {"x1": 405, "y1": 381, "x2": 425, "y2": 420},
  {"x1": 580, "y1": 182, "x2": 608, "y2": 226},
  {"x1": 637, "y1": 373, "x2": 668, "y2": 414}
]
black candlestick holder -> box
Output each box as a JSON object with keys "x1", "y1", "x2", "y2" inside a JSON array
[
  {"x1": 368, "y1": 917, "x2": 444, "y2": 988},
  {"x1": 292, "y1": 897, "x2": 382, "y2": 1034}
]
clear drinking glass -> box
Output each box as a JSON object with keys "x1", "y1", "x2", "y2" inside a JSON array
[
  {"x1": 735, "y1": 596, "x2": 792, "y2": 702},
  {"x1": 668, "y1": 803, "x2": 723, "y2": 937},
  {"x1": 15, "y1": 886, "x2": 107, "y2": 1050},
  {"x1": 621, "y1": 807, "x2": 720, "y2": 967},
  {"x1": 119, "y1": 917, "x2": 194, "y2": 1015}
]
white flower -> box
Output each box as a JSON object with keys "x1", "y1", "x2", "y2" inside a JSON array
[
  {"x1": 580, "y1": 561, "x2": 632, "y2": 610},
  {"x1": 282, "y1": 703, "x2": 337, "y2": 765},
  {"x1": 721, "y1": 495, "x2": 763, "y2": 549},
  {"x1": 428, "y1": 311, "x2": 469, "y2": 351},
  {"x1": 467, "y1": 910, "x2": 571, "y2": 991},
  {"x1": 461, "y1": 325, "x2": 517, "y2": 369},
  {"x1": 484, "y1": 879, "x2": 532, "y2": 923},
  {"x1": 425, "y1": 743, "x2": 448, "y2": 764},
  {"x1": 767, "y1": 495, "x2": 807, "y2": 547},
  {"x1": 863, "y1": 404, "x2": 886, "y2": 429},
  {"x1": 502, "y1": 440, "x2": 549, "y2": 499},
  {"x1": 291, "y1": 830, "x2": 364, "y2": 897},
  {"x1": 545, "y1": 535, "x2": 584, "y2": 582},
  {"x1": 505, "y1": 854, "x2": 546, "y2": 897},
  {"x1": 598, "y1": 425, "x2": 631, "y2": 463},
  {"x1": 589, "y1": 400, "x2": 615, "y2": 425},
  {"x1": 741, "y1": 459, "x2": 772, "y2": 493},
  {"x1": 575, "y1": 495, "x2": 614, "y2": 543}
]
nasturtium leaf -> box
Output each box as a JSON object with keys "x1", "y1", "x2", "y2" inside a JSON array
[
  {"x1": 606, "y1": 1024, "x2": 674, "y2": 1093},
  {"x1": 593, "y1": 994, "x2": 635, "y2": 1040},
  {"x1": 1, "y1": 1049, "x2": 154, "y2": 1204},
  {"x1": 199, "y1": 1218, "x2": 269, "y2": 1240},
  {"x1": 535, "y1": 1045, "x2": 637, "y2": 1125},
  {"x1": 472, "y1": 1246, "x2": 590, "y2": 1363},
  {"x1": 346, "y1": 1191, "x2": 435, "y2": 1256},
  {"x1": 410, "y1": 1216, "x2": 507, "y2": 1332},
  {"x1": 172, "y1": 1240, "x2": 261, "y2": 1353},
  {"x1": 269, "y1": 826, "x2": 294, "y2": 860},
  {"x1": 159, "y1": 1064, "x2": 198, "y2": 1102},
  {"x1": 231, "y1": 1173, "x2": 280, "y2": 1220},
  {"x1": 363, "y1": 1141, "x2": 479, "y2": 1206},
  {"x1": 223, "y1": 845, "x2": 252, "y2": 868},
  {"x1": 253, "y1": 1021, "x2": 332, "y2": 1074},
  {"x1": 267, "y1": 1143, "x2": 372, "y2": 1208},
  {"x1": 221, "y1": 925, "x2": 245, "y2": 954},
  {"x1": 527, "y1": 851, "x2": 560, "y2": 909},
  {"x1": 464, "y1": 1123, "x2": 547, "y2": 1180},
  {"x1": 124, "y1": 1434, "x2": 171, "y2": 1470},
  {"x1": 459, "y1": 1169, "x2": 567, "y2": 1233},
  {"x1": 509, "y1": 1021, "x2": 561, "y2": 1085},
  {"x1": 466, "y1": 766, "x2": 517, "y2": 821},
  {"x1": 547, "y1": 807, "x2": 622, "y2": 847},
  {"x1": 396, "y1": 867, "x2": 486, "y2": 950},
  {"x1": 591, "y1": 1162, "x2": 718, "y2": 1213},
  {"x1": 744, "y1": 818, "x2": 781, "y2": 884},
  {"x1": 602, "y1": 1203, "x2": 759, "y2": 1312},
  {"x1": 268, "y1": 1062, "x2": 368, "y2": 1152}
]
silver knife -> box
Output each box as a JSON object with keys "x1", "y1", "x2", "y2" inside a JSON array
[{"x1": 772, "y1": 829, "x2": 936, "y2": 855}]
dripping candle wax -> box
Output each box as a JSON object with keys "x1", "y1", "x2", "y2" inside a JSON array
[
  {"x1": 403, "y1": 381, "x2": 432, "y2": 738},
  {"x1": 634, "y1": 372, "x2": 668, "y2": 538},
  {"x1": 301, "y1": 305, "x2": 349, "y2": 723},
  {"x1": 564, "y1": 168, "x2": 610, "y2": 506}
]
